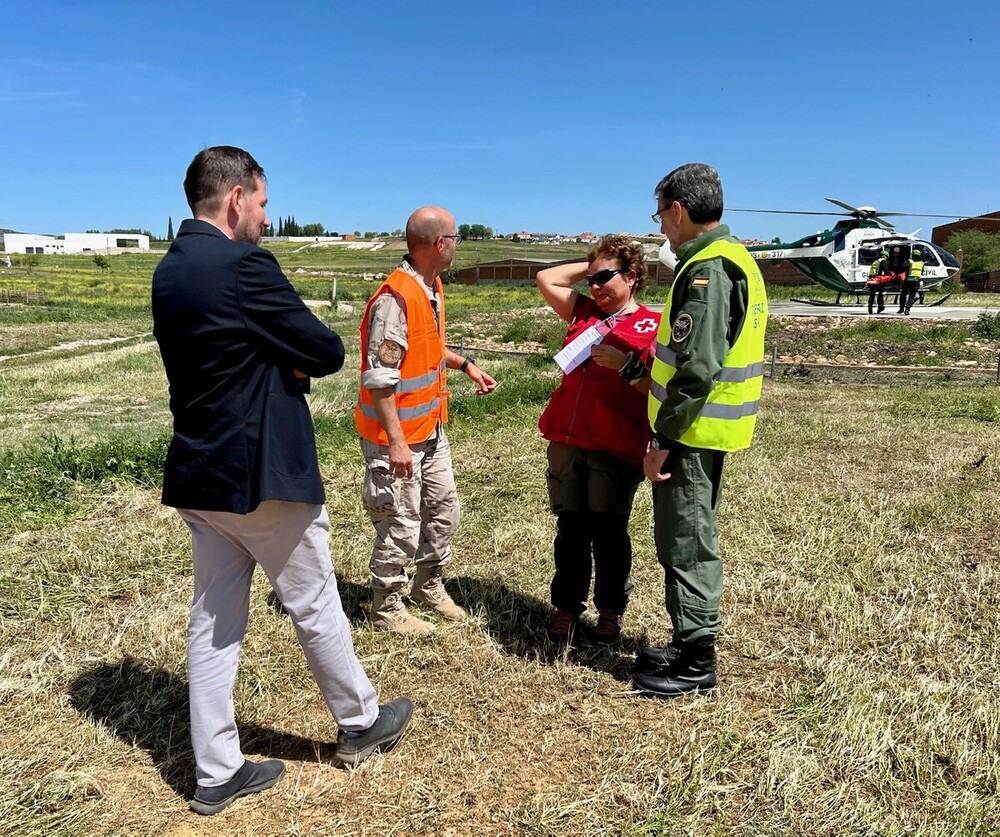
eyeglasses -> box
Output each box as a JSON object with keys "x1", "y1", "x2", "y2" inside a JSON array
[
  {"x1": 439, "y1": 234, "x2": 461, "y2": 244},
  {"x1": 652, "y1": 200, "x2": 678, "y2": 224},
  {"x1": 585, "y1": 269, "x2": 622, "y2": 286}
]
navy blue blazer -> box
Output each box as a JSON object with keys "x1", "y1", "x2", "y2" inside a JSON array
[{"x1": 152, "y1": 219, "x2": 344, "y2": 513}]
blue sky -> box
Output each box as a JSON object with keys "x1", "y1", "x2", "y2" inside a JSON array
[{"x1": 1, "y1": 0, "x2": 997, "y2": 243}]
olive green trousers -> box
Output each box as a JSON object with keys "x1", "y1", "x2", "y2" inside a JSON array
[{"x1": 652, "y1": 444, "x2": 726, "y2": 646}]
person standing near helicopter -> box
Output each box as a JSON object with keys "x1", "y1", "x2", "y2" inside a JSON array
[
  {"x1": 898, "y1": 247, "x2": 925, "y2": 315},
  {"x1": 535, "y1": 235, "x2": 661, "y2": 645},
  {"x1": 634, "y1": 163, "x2": 768, "y2": 698},
  {"x1": 866, "y1": 249, "x2": 889, "y2": 314}
]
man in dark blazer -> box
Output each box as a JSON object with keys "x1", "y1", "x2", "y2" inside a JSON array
[{"x1": 152, "y1": 146, "x2": 412, "y2": 816}]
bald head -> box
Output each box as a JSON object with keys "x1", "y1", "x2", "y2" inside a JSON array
[
  {"x1": 404, "y1": 206, "x2": 458, "y2": 280},
  {"x1": 406, "y1": 206, "x2": 455, "y2": 249}
]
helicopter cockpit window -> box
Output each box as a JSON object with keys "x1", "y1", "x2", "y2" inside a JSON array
[{"x1": 926, "y1": 242, "x2": 960, "y2": 268}]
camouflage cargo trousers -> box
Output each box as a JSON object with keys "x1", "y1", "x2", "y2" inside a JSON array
[{"x1": 360, "y1": 429, "x2": 461, "y2": 591}]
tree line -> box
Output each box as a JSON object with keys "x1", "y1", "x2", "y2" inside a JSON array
[
  {"x1": 159, "y1": 217, "x2": 498, "y2": 241},
  {"x1": 86, "y1": 228, "x2": 155, "y2": 238},
  {"x1": 459, "y1": 223, "x2": 494, "y2": 239},
  {"x1": 945, "y1": 229, "x2": 1000, "y2": 277}
]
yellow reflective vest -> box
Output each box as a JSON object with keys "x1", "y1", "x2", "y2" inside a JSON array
[
  {"x1": 648, "y1": 239, "x2": 768, "y2": 452},
  {"x1": 907, "y1": 259, "x2": 924, "y2": 280}
]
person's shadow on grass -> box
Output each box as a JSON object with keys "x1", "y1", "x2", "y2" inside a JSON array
[
  {"x1": 68, "y1": 654, "x2": 345, "y2": 801},
  {"x1": 447, "y1": 575, "x2": 646, "y2": 681}
]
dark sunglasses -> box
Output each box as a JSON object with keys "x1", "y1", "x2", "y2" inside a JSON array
[{"x1": 586, "y1": 268, "x2": 622, "y2": 286}]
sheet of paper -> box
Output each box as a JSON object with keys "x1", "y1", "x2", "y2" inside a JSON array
[{"x1": 554, "y1": 321, "x2": 612, "y2": 374}]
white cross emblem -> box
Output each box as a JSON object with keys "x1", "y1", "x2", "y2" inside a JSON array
[{"x1": 632, "y1": 317, "x2": 657, "y2": 334}]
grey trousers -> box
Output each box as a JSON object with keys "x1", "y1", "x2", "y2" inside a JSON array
[
  {"x1": 360, "y1": 429, "x2": 461, "y2": 591},
  {"x1": 179, "y1": 501, "x2": 379, "y2": 787}
]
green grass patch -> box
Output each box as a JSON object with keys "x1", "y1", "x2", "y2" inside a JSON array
[
  {"x1": 497, "y1": 315, "x2": 567, "y2": 354},
  {"x1": 0, "y1": 434, "x2": 168, "y2": 530}
]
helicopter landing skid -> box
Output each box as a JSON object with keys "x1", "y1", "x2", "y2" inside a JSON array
[
  {"x1": 789, "y1": 297, "x2": 842, "y2": 306},
  {"x1": 790, "y1": 289, "x2": 955, "y2": 308},
  {"x1": 926, "y1": 290, "x2": 954, "y2": 307}
]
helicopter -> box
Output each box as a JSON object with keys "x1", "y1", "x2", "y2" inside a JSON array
[{"x1": 730, "y1": 199, "x2": 967, "y2": 303}]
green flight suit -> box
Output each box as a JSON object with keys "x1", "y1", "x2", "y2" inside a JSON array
[{"x1": 651, "y1": 225, "x2": 750, "y2": 646}]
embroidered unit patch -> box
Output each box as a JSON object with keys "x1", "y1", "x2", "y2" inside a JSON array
[
  {"x1": 377, "y1": 339, "x2": 404, "y2": 365},
  {"x1": 671, "y1": 313, "x2": 694, "y2": 344}
]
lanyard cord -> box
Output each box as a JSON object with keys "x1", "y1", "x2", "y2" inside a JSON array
[{"x1": 602, "y1": 301, "x2": 637, "y2": 330}]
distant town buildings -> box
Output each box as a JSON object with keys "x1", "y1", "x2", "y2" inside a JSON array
[
  {"x1": 3, "y1": 232, "x2": 150, "y2": 254},
  {"x1": 508, "y1": 231, "x2": 665, "y2": 244}
]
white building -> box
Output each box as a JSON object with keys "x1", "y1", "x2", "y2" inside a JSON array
[{"x1": 3, "y1": 232, "x2": 150, "y2": 254}]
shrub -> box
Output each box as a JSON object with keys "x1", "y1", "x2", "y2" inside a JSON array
[{"x1": 971, "y1": 311, "x2": 1000, "y2": 339}]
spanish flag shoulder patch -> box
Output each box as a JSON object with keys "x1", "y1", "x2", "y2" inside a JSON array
[{"x1": 691, "y1": 276, "x2": 710, "y2": 288}]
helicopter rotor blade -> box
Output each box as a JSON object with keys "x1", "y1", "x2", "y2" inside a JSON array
[
  {"x1": 870, "y1": 211, "x2": 994, "y2": 220},
  {"x1": 728, "y1": 208, "x2": 851, "y2": 216},
  {"x1": 825, "y1": 198, "x2": 866, "y2": 215}
]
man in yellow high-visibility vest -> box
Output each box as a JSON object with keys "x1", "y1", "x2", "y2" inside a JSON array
[
  {"x1": 635, "y1": 164, "x2": 768, "y2": 698},
  {"x1": 898, "y1": 247, "x2": 925, "y2": 315}
]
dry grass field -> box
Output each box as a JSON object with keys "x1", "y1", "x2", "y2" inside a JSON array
[{"x1": 2, "y1": 253, "x2": 1000, "y2": 835}]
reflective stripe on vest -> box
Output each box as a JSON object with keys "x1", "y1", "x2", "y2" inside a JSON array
[
  {"x1": 357, "y1": 396, "x2": 441, "y2": 422},
  {"x1": 355, "y1": 269, "x2": 448, "y2": 445},
  {"x1": 647, "y1": 238, "x2": 768, "y2": 452},
  {"x1": 908, "y1": 259, "x2": 924, "y2": 279},
  {"x1": 395, "y1": 363, "x2": 445, "y2": 394}
]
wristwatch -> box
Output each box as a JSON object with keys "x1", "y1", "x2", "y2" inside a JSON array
[
  {"x1": 460, "y1": 356, "x2": 476, "y2": 373},
  {"x1": 618, "y1": 350, "x2": 647, "y2": 384}
]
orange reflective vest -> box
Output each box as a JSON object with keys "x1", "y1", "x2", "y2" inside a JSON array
[{"x1": 355, "y1": 268, "x2": 448, "y2": 445}]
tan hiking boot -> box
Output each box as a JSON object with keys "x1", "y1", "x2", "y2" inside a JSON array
[
  {"x1": 410, "y1": 570, "x2": 467, "y2": 622},
  {"x1": 369, "y1": 590, "x2": 435, "y2": 635}
]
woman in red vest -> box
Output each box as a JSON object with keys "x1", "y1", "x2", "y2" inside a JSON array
[{"x1": 536, "y1": 234, "x2": 661, "y2": 644}]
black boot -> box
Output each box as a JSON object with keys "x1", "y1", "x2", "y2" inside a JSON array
[
  {"x1": 634, "y1": 639, "x2": 684, "y2": 674},
  {"x1": 633, "y1": 643, "x2": 716, "y2": 698}
]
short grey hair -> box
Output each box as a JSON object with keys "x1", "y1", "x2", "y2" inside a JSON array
[{"x1": 654, "y1": 163, "x2": 723, "y2": 224}]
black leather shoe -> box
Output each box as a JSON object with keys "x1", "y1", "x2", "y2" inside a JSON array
[
  {"x1": 335, "y1": 697, "x2": 414, "y2": 766},
  {"x1": 633, "y1": 644, "x2": 716, "y2": 698},
  {"x1": 634, "y1": 640, "x2": 684, "y2": 674},
  {"x1": 189, "y1": 758, "x2": 286, "y2": 815}
]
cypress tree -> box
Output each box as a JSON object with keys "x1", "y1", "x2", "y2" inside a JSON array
[{"x1": 167, "y1": 216, "x2": 174, "y2": 240}]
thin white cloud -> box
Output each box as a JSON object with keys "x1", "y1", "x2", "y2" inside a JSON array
[
  {"x1": 290, "y1": 91, "x2": 306, "y2": 123},
  {"x1": 0, "y1": 89, "x2": 87, "y2": 107}
]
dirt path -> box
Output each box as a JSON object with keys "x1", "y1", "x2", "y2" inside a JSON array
[{"x1": 0, "y1": 333, "x2": 152, "y2": 365}]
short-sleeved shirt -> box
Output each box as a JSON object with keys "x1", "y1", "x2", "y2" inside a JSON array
[{"x1": 361, "y1": 257, "x2": 440, "y2": 391}]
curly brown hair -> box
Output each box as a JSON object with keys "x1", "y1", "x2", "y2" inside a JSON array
[{"x1": 587, "y1": 234, "x2": 647, "y2": 294}]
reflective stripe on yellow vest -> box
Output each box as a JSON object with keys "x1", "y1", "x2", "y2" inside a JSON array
[
  {"x1": 647, "y1": 238, "x2": 768, "y2": 452},
  {"x1": 908, "y1": 259, "x2": 924, "y2": 279},
  {"x1": 355, "y1": 268, "x2": 448, "y2": 445}
]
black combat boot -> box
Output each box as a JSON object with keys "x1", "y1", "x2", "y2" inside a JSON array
[
  {"x1": 633, "y1": 643, "x2": 716, "y2": 698},
  {"x1": 634, "y1": 638, "x2": 685, "y2": 674}
]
